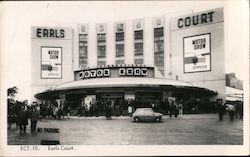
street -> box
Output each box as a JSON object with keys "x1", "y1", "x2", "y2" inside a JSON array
[{"x1": 8, "y1": 114, "x2": 243, "y2": 145}]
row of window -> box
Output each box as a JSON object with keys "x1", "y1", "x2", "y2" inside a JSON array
[{"x1": 79, "y1": 27, "x2": 164, "y2": 76}]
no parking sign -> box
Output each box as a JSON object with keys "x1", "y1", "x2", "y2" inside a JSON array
[{"x1": 37, "y1": 128, "x2": 60, "y2": 145}]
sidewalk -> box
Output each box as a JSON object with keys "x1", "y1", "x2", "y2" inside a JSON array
[{"x1": 68, "y1": 113, "x2": 231, "y2": 120}]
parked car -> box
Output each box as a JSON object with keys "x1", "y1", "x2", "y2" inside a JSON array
[{"x1": 132, "y1": 108, "x2": 163, "y2": 122}]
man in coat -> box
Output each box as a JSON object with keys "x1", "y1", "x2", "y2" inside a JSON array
[
  {"x1": 30, "y1": 108, "x2": 39, "y2": 133},
  {"x1": 217, "y1": 99, "x2": 225, "y2": 121},
  {"x1": 17, "y1": 106, "x2": 29, "y2": 134}
]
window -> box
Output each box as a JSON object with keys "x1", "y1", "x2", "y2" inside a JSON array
[
  {"x1": 116, "y1": 60, "x2": 124, "y2": 65},
  {"x1": 97, "y1": 33, "x2": 106, "y2": 63},
  {"x1": 115, "y1": 31, "x2": 125, "y2": 64},
  {"x1": 134, "y1": 30, "x2": 143, "y2": 64},
  {"x1": 79, "y1": 34, "x2": 88, "y2": 67},
  {"x1": 116, "y1": 32, "x2": 124, "y2": 42},
  {"x1": 98, "y1": 60, "x2": 106, "y2": 66},
  {"x1": 135, "y1": 59, "x2": 143, "y2": 64},
  {"x1": 154, "y1": 27, "x2": 164, "y2": 75},
  {"x1": 116, "y1": 44, "x2": 124, "y2": 57},
  {"x1": 97, "y1": 45, "x2": 106, "y2": 58}
]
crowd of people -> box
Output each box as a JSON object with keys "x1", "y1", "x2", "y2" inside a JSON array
[
  {"x1": 75, "y1": 98, "x2": 185, "y2": 118},
  {"x1": 216, "y1": 99, "x2": 243, "y2": 121},
  {"x1": 7, "y1": 99, "x2": 72, "y2": 134},
  {"x1": 8, "y1": 100, "x2": 39, "y2": 134},
  {"x1": 7, "y1": 97, "x2": 243, "y2": 134}
]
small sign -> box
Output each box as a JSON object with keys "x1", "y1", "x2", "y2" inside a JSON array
[{"x1": 37, "y1": 128, "x2": 60, "y2": 145}]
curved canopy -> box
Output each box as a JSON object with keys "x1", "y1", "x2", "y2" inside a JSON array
[
  {"x1": 35, "y1": 77, "x2": 217, "y2": 99},
  {"x1": 56, "y1": 77, "x2": 194, "y2": 90}
]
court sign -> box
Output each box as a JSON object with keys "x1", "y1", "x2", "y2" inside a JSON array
[
  {"x1": 183, "y1": 33, "x2": 211, "y2": 73},
  {"x1": 41, "y1": 47, "x2": 62, "y2": 78}
]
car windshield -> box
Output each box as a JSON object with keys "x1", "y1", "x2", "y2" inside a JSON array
[
  {"x1": 136, "y1": 108, "x2": 153, "y2": 114},
  {"x1": 135, "y1": 109, "x2": 144, "y2": 114},
  {"x1": 144, "y1": 108, "x2": 153, "y2": 114}
]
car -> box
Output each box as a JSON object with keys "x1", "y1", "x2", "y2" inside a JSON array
[{"x1": 132, "y1": 108, "x2": 163, "y2": 122}]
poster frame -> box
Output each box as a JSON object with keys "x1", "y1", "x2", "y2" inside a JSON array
[
  {"x1": 40, "y1": 46, "x2": 63, "y2": 79},
  {"x1": 183, "y1": 33, "x2": 212, "y2": 74}
]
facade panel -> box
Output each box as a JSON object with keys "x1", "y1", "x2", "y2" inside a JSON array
[{"x1": 32, "y1": 8, "x2": 225, "y2": 107}]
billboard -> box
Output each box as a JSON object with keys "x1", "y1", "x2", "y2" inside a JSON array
[
  {"x1": 183, "y1": 33, "x2": 211, "y2": 73},
  {"x1": 41, "y1": 47, "x2": 62, "y2": 79}
]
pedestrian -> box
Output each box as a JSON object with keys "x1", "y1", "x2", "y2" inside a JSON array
[
  {"x1": 239, "y1": 101, "x2": 243, "y2": 119},
  {"x1": 217, "y1": 99, "x2": 225, "y2": 121},
  {"x1": 227, "y1": 103, "x2": 236, "y2": 121},
  {"x1": 151, "y1": 101, "x2": 155, "y2": 110},
  {"x1": 17, "y1": 106, "x2": 29, "y2": 134},
  {"x1": 105, "y1": 104, "x2": 112, "y2": 120},
  {"x1": 89, "y1": 102, "x2": 93, "y2": 117},
  {"x1": 178, "y1": 100, "x2": 184, "y2": 117},
  {"x1": 8, "y1": 99, "x2": 16, "y2": 129},
  {"x1": 119, "y1": 99, "x2": 123, "y2": 116},
  {"x1": 85, "y1": 103, "x2": 89, "y2": 117},
  {"x1": 173, "y1": 101, "x2": 178, "y2": 118},
  {"x1": 169, "y1": 101, "x2": 173, "y2": 118},
  {"x1": 30, "y1": 108, "x2": 39, "y2": 133},
  {"x1": 66, "y1": 104, "x2": 71, "y2": 119},
  {"x1": 93, "y1": 101, "x2": 99, "y2": 117},
  {"x1": 128, "y1": 105, "x2": 133, "y2": 117},
  {"x1": 57, "y1": 106, "x2": 63, "y2": 120},
  {"x1": 54, "y1": 105, "x2": 59, "y2": 119}
]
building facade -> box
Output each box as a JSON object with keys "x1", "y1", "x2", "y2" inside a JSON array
[{"x1": 31, "y1": 8, "x2": 225, "y2": 113}]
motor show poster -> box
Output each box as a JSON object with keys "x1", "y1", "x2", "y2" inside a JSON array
[
  {"x1": 41, "y1": 47, "x2": 62, "y2": 79},
  {"x1": 183, "y1": 33, "x2": 211, "y2": 73}
]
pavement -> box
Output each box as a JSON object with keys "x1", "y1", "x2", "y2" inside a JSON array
[{"x1": 7, "y1": 113, "x2": 243, "y2": 145}]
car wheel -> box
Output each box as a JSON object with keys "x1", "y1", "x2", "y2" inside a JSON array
[
  {"x1": 134, "y1": 117, "x2": 139, "y2": 122},
  {"x1": 156, "y1": 117, "x2": 161, "y2": 122}
]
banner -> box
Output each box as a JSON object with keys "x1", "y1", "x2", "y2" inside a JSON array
[
  {"x1": 41, "y1": 47, "x2": 62, "y2": 78},
  {"x1": 183, "y1": 33, "x2": 211, "y2": 73}
]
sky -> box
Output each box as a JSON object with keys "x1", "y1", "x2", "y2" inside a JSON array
[{"x1": 0, "y1": 1, "x2": 249, "y2": 101}]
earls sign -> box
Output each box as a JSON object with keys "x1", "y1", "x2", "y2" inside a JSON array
[
  {"x1": 36, "y1": 28, "x2": 65, "y2": 38},
  {"x1": 31, "y1": 26, "x2": 73, "y2": 40}
]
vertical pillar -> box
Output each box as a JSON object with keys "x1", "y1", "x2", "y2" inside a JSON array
[
  {"x1": 88, "y1": 23, "x2": 97, "y2": 67},
  {"x1": 125, "y1": 20, "x2": 134, "y2": 64},
  {"x1": 144, "y1": 17, "x2": 154, "y2": 66},
  {"x1": 107, "y1": 22, "x2": 115, "y2": 65}
]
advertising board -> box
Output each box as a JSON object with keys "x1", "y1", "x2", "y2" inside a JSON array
[
  {"x1": 41, "y1": 47, "x2": 62, "y2": 79},
  {"x1": 183, "y1": 33, "x2": 211, "y2": 73}
]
